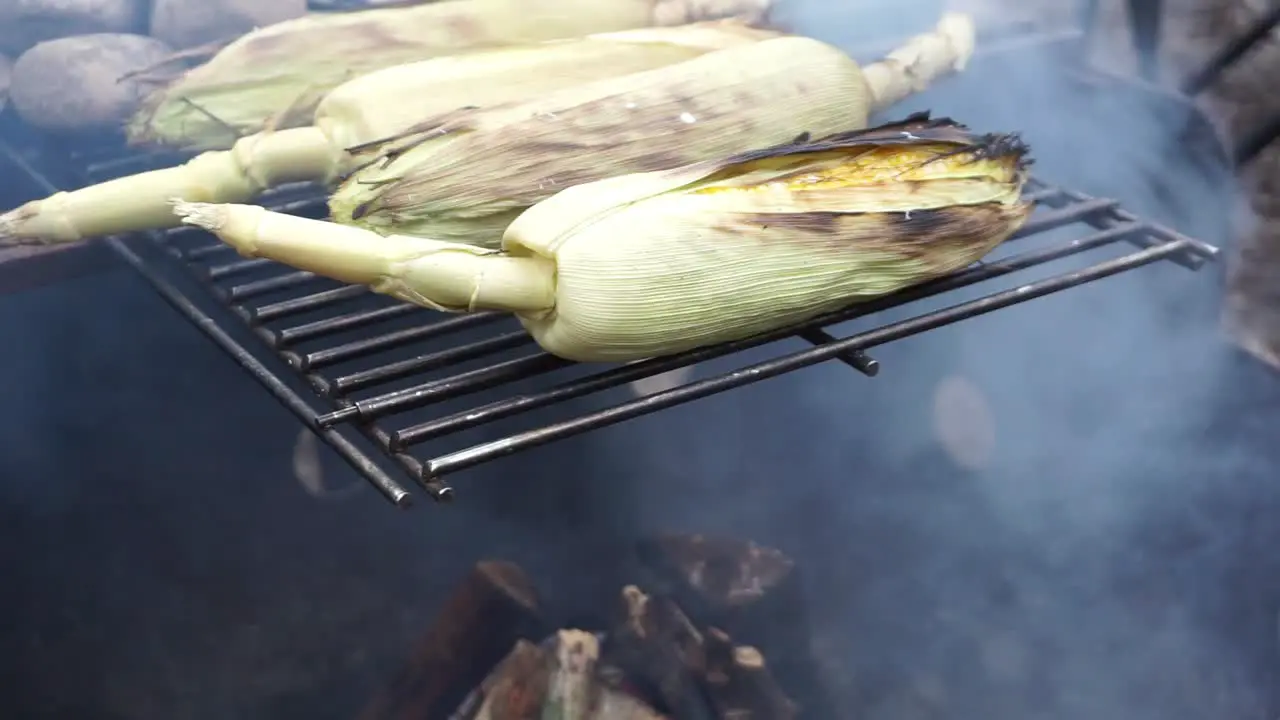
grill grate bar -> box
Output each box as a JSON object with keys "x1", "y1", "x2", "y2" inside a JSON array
[
  {"x1": 227, "y1": 270, "x2": 323, "y2": 301},
  {"x1": 269, "y1": 197, "x2": 326, "y2": 216},
  {"x1": 185, "y1": 242, "x2": 240, "y2": 258},
  {"x1": 1009, "y1": 197, "x2": 1119, "y2": 237},
  {"x1": 251, "y1": 285, "x2": 368, "y2": 323},
  {"x1": 82, "y1": 151, "x2": 188, "y2": 180},
  {"x1": 321, "y1": 352, "x2": 575, "y2": 426},
  {"x1": 275, "y1": 303, "x2": 425, "y2": 346},
  {"x1": 1058, "y1": 186, "x2": 1215, "y2": 266},
  {"x1": 300, "y1": 311, "x2": 506, "y2": 370},
  {"x1": 184, "y1": 242, "x2": 237, "y2": 261},
  {"x1": 207, "y1": 256, "x2": 276, "y2": 280},
  {"x1": 386, "y1": 353, "x2": 743, "y2": 449},
  {"x1": 422, "y1": 239, "x2": 1191, "y2": 479},
  {"x1": 332, "y1": 330, "x2": 533, "y2": 393}
]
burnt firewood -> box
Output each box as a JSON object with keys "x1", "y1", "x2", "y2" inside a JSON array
[
  {"x1": 635, "y1": 534, "x2": 836, "y2": 716},
  {"x1": 636, "y1": 534, "x2": 795, "y2": 611},
  {"x1": 603, "y1": 585, "x2": 716, "y2": 720},
  {"x1": 593, "y1": 686, "x2": 669, "y2": 720},
  {"x1": 359, "y1": 560, "x2": 545, "y2": 720},
  {"x1": 461, "y1": 640, "x2": 549, "y2": 720},
  {"x1": 702, "y1": 628, "x2": 798, "y2": 720},
  {"x1": 461, "y1": 633, "x2": 667, "y2": 720}
]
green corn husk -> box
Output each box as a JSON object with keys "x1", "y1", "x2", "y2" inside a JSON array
[
  {"x1": 124, "y1": 0, "x2": 775, "y2": 151},
  {"x1": 492, "y1": 113, "x2": 1035, "y2": 361},
  {"x1": 328, "y1": 12, "x2": 976, "y2": 247},
  {"x1": 0, "y1": 21, "x2": 773, "y2": 246},
  {"x1": 174, "y1": 113, "x2": 1034, "y2": 363}
]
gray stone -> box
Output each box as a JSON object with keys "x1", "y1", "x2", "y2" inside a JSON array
[
  {"x1": 0, "y1": 0, "x2": 145, "y2": 56},
  {"x1": 10, "y1": 33, "x2": 173, "y2": 133}
]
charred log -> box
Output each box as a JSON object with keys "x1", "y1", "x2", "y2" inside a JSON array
[
  {"x1": 359, "y1": 560, "x2": 545, "y2": 720},
  {"x1": 461, "y1": 632, "x2": 668, "y2": 720},
  {"x1": 635, "y1": 534, "x2": 837, "y2": 716},
  {"x1": 702, "y1": 628, "x2": 798, "y2": 720},
  {"x1": 604, "y1": 585, "x2": 716, "y2": 720},
  {"x1": 462, "y1": 640, "x2": 549, "y2": 720}
]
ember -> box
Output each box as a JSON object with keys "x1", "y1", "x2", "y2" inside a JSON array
[{"x1": 361, "y1": 534, "x2": 834, "y2": 720}]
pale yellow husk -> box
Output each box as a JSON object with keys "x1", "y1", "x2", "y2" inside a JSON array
[
  {"x1": 501, "y1": 125, "x2": 1032, "y2": 361},
  {"x1": 0, "y1": 21, "x2": 774, "y2": 246},
  {"x1": 126, "y1": 0, "x2": 775, "y2": 151},
  {"x1": 329, "y1": 13, "x2": 976, "y2": 246},
  {"x1": 313, "y1": 20, "x2": 778, "y2": 156},
  {"x1": 172, "y1": 116, "x2": 1034, "y2": 363}
]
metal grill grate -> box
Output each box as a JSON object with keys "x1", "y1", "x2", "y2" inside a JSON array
[
  {"x1": 46, "y1": 148, "x2": 1215, "y2": 506},
  {"x1": 1, "y1": 25, "x2": 1226, "y2": 508}
]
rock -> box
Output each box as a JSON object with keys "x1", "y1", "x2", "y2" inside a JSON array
[
  {"x1": 10, "y1": 33, "x2": 173, "y2": 133},
  {"x1": 0, "y1": 0, "x2": 145, "y2": 56},
  {"x1": 149, "y1": 0, "x2": 308, "y2": 51}
]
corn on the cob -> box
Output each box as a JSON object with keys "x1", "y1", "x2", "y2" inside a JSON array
[
  {"x1": 330, "y1": 12, "x2": 976, "y2": 247},
  {"x1": 125, "y1": 0, "x2": 775, "y2": 151},
  {"x1": 173, "y1": 114, "x2": 1034, "y2": 363},
  {"x1": 0, "y1": 21, "x2": 775, "y2": 247}
]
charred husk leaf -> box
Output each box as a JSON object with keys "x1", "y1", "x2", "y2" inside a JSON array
[
  {"x1": 326, "y1": 34, "x2": 882, "y2": 244},
  {"x1": 493, "y1": 111, "x2": 1036, "y2": 362},
  {"x1": 685, "y1": 110, "x2": 1034, "y2": 263}
]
